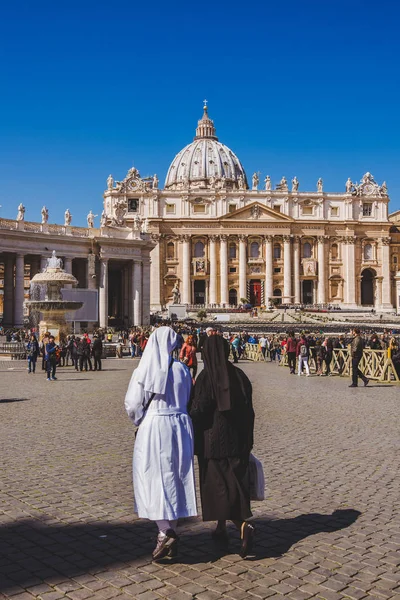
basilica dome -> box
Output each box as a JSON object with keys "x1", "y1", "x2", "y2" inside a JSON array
[{"x1": 164, "y1": 104, "x2": 248, "y2": 191}]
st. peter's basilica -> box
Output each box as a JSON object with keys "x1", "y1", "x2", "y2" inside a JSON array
[{"x1": 1, "y1": 103, "x2": 400, "y2": 327}]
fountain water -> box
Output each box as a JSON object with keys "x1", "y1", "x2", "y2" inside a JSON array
[{"x1": 26, "y1": 251, "x2": 83, "y2": 342}]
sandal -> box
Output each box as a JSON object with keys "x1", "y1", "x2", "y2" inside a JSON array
[{"x1": 152, "y1": 529, "x2": 178, "y2": 560}]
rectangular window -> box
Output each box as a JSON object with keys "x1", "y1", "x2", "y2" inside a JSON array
[
  {"x1": 331, "y1": 207, "x2": 339, "y2": 217},
  {"x1": 229, "y1": 267, "x2": 237, "y2": 273},
  {"x1": 302, "y1": 206, "x2": 313, "y2": 216},
  {"x1": 273, "y1": 205, "x2": 281, "y2": 213},
  {"x1": 228, "y1": 204, "x2": 237, "y2": 213},
  {"x1": 362, "y1": 203, "x2": 372, "y2": 217},
  {"x1": 274, "y1": 267, "x2": 281, "y2": 273},
  {"x1": 128, "y1": 198, "x2": 139, "y2": 212},
  {"x1": 193, "y1": 204, "x2": 206, "y2": 213},
  {"x1": 166, "y1": 203, "x2": 175, "y2": 214}
]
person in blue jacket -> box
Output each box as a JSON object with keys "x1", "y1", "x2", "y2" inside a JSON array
[{"x1": 45, "y1": 335, "x2": 58, "y2": 381}]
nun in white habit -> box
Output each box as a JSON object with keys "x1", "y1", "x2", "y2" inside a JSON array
[{"x1": 125, "y1": 326, "x2": 197, "y2": 560}]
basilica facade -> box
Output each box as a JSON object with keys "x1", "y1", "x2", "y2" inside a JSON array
[
  {"x1": 1, "y1": 104, "x2": 400, "y2": 329},
  {"x1": 105, "y1": 104, "x2": 400, "y2": 313}
]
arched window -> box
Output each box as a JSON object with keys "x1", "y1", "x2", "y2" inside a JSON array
[
  {"x1": 194, "y1": 241, "x2": 205, "y2": 258},
  {"x1": 303, "y1": 242, "x2": 312, "y2": 258},
  {"x1": 250, "y1": 241, "x2": 259, "y2": 258},
  {"x1": 229, "y1": 243, "x2": 237, "y2": 259},
  {"x1": 331, "y1": 243, "x2": 338, "y2": 260},
  {"x1": 273, "y1": 244, "x2": 281, "y2": 259},
  {"x1": 273, "y1": 288, "x2": 282, "y2": 297},
  {"x1": 364, "y1": 243, "x2": 373, "y2": 261}
]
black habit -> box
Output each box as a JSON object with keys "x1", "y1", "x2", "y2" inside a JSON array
[{"x1": 189, "y1": 335, "x2": 255, "y2": 521}]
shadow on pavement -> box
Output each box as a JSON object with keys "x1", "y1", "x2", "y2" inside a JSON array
[
  {"x1": 0, "y1": 509, "x2": 360, "y2": 591},
  {"x1": 0, "y1": 398, "x2": 29, "y2": 403}
]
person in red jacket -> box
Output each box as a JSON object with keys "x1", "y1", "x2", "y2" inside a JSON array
[
  {"x1": 180, "y1": 335, "x2": 198, "y2": 381},
  {"x1": 285, "y1": 331, "x2": 297, "y2": 374}
]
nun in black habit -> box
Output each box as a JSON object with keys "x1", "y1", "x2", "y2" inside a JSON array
[{"x1": 189, "y1": 334, "x2": 255, "y2": 557}]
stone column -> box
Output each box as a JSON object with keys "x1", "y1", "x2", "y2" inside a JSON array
[
  {"x1": 150, "y1": 234, "x2": 161, "y2": 310},
  {"x1": 87, "y1": 254, "x2": 97, "y2": 290},
  {"x1": 133, "y1": 260, "x2": 142, "y2": 325},
  {"x1": 395, "y1": 270, "x2": 400, "y2": 314},
  {"x1": 264, "y1": 235, "x2": 273, "y2": 306},
  {"x1": 64, "y1": 257, "x2": 72, "y2": 274},
  {"x1": 238, "y1": 235, "x2": 247, "y2": 302},
  {"x1": 219, "y1": 235, "x2": 228, "y2": 306},
  {"x1": 293, "y1": 236, "x2": 301, "y2": 304},
  {"x1": 99, "y1": 257, "x2": 108, "y2": 328},
  {"x1": 3, "y1": 254, "x2": 14, "y2": 327},
  {"x1": 209, "y1": 235, "x2": 217, "y2": 305},
  {"x1": 142, "y1": 258, "x2": 151, "y2": 325},
  {"x1": 14, "y1": 253, "x2": 25, "y2": 327},
  {"x1": 381, "y1": 237, "x2": 392, "y2": 309},
  {"x1": 344, "y1": 236, "x2": 356, "y2": 307},
  {"x1": 181, "y1": 235, "x2": 191, "y2": 304},
  {"x1": 283, "y1": 235, "x2": 292, "y2": 304},
  {"x1": 317, "y1": 236, "x2": 326, "y2": 304},
  {"x1": 123, "y1": 265, "x2": 129, "y2": 326}
]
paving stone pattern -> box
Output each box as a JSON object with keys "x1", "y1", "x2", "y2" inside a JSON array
[{"x1": 1, "y1": 359, "x2": 400, "y2": 600}]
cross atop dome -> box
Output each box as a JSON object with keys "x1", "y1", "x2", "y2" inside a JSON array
[{"x1": 195, "y1": 101, "x2": 218, "y2": 140}]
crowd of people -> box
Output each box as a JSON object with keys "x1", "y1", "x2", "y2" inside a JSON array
[{"x1": 23, "y1": 332, "x2": 103, "y2": 380}]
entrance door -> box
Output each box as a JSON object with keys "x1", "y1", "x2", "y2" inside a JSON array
[
  {"x1": 194, "y1": 280, "x2": 205, "y2": 305},
  {"x1": 249, "y1": 279, "x2": 261, "y2": 306},
  {"x1": 361, "y1": 269, "x2": 374, "y2": 305},
  {"x1": 302, "y1": 280, "x2": 313, "y2": 304},
  {"x1": 229, "y1": 288, "x2": 237, "y2": 306},
  {"x1": 108, "y1": 269, "x2": 123, "y2": 325}
]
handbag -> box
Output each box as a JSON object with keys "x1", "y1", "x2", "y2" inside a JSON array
[{"x1": 249, "y1": 453, "x2": 265, "y2": 501}]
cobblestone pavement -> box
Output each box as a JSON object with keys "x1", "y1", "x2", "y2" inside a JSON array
[{"x1": 1, "y1": 358, "x2": 400, "y2": 600}]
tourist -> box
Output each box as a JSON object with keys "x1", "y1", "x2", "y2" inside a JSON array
[
  {"x1": 296, "y1": 333, "x2": 310, "y2": 376},
  {"x1": 40, "y1": 334, "x2": 49, "y2": 371},
  {"x1": 189, "y1": 335, "x2": 255, "y2": 558},
  {"x1": 92, "y1": 335, "x2": 103, "y2": 371},
  {"x1": 179, "y1": 334, "x2": 198, "y2": 381},
  {"x1": 26, "y1": 334, "x2": 39, "y2": 374},
  {"x1": 285, "y1": 331, "x2": 297, "y2": 374},
  {"x1": 83, "y1": 333, "x2": 93, "y2": 370},
  {"x1": 349, "y1": 328, "x2": 369, "y2": 388},
  {"x1": 258, "y1": 334, "x2": 268, "y2": 360},
  {"x1": 45, "y1": 335, "x2": 58, "y2": 381},
  {"x1": 124, "y1": 327, "x2": 197, "y2": 560}
]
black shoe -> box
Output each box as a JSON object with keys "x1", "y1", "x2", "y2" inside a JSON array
[
  {"x1": 152, "y1": 529, "x2": 178, "y2": 561},
  {"x1": 348, "y1": 384, "x2": 358, "y2": 387},
  {"x1": 212, "y1": 527, "x2": 229, "y2": 543},
  {"x1": 364, "y1": 379, "x2": 369, "y2": 387},
  {"x1": 239, "y1": 522, "x2": 255, "y2": 558}
]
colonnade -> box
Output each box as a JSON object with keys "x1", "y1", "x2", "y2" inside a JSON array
[
  {"x1": 176, "y1": 234, "x2": 392, "y2": 308},
  {"x1": 98, "y1": 257, "x2": 146, "y2": 329},
  {"x1": 1, "y1": 252, "x2": 149, "y2": 328}
]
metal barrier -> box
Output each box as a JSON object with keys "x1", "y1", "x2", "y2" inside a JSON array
[
  {"x1": 277, "y1": 347, "x2": 399, "y2": 383},
  {"x1": 0, "y1": 342, "x2": 27, "y2": 360}
]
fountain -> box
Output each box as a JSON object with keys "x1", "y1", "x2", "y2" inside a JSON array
[{"x1": 26, "y1": 251, "x2": 83, "y2": 343}]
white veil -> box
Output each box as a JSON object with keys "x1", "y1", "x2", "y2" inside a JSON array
[
  {"x1": 134, "y1": 327, "x2": 178, "y2": 395},
  {"x1": 124, "y1": 327, "x2": 178, "y2": 424}
]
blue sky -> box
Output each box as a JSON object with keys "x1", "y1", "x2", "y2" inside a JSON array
[{"x1": 1, "y1": 0, "x2": 399, "y2": 226}]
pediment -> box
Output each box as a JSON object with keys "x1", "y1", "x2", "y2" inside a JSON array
[{"x1": 221, "y1": 202, "x2": 294, "y2": 222}]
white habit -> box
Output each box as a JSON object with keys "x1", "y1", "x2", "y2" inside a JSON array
[{"x1": 125, "y1": 328, "x2": 197, "y2": 521}]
